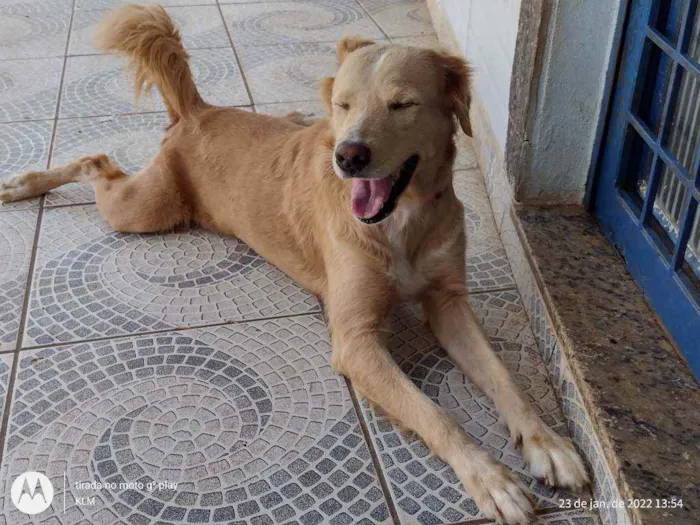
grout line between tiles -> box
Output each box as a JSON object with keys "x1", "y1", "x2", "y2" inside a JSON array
[
  {"x1": 0, "y1": 117, "x2": 58, "y2": 126},
  {"x1": 34, "y1": 100, "x2": 295, "y2": 127},
  {"x1": 65, "y1": 44, "x2": 233, "y2": 59},
  {"x1": 450, "y1": 519, "x2": 495, "y2": 525},
  {"x1": 0, "y1": 55, "x2": 65, "y2": 63},
  {"x1": 47, "y1": 0, "x2": 77, "y2": 170},
  {"x1": 0, "y1": 202, "x2": 46, "y2": 467},
  {"x1": 0, "y1": 207, "x2": 41, "y2": 214},
  {"x1": 345, "y1": 377, "x2": 402, "y2": 525},
  {"x1": 216, "y1": 1, "x2": 256, "y2": 107},
  {"x1": 52, "y1": 109, "x2": 168, "y2": 122},
  {"x1": 353, "y1": 0, "x2": 391, "y2": 40},
  {"x1": 39, "y1": 200, "x2": 97, "y2": 210},
  {"x1": 74, "y1": 2, "x2": 219, "y2": 13},
  {"x1": 7, "y1": 309, "x2": 323, "y2": 355},
  {"x1": 55, "y1": 105, "x2": 250, "y2": 122},
  {"x1": 469, "y1": 285, "x2": 519, "y2": 296}
]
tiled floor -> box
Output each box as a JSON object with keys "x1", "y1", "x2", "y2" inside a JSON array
[{"x1": 0, "y1": 1, "x2": 599, "y2": 524}]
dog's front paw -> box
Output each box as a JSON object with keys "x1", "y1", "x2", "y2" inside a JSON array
[
  {"x1": 458, "y1": 456, "x2": 534, "y2": 525},
  {"x1": 522, "y1": 425, "x2": 589, "y2": 492}
]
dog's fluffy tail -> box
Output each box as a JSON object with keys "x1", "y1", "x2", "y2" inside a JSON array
[{"x1": 95, "y1": 4, "x2": 205, "y2": 123}]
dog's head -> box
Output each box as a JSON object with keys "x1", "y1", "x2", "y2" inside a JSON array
[{"x1": 321, "y1": 37, "x2": 472, "y2": 224}]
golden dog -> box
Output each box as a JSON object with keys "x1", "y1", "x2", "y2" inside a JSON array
[{"x1": 0, "y1": 5, "x2": 588, "y2": 523}]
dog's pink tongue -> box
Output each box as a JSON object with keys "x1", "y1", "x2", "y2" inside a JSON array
[{"x1": 351, "y1": 178, "x2": 392, "y2": 219}]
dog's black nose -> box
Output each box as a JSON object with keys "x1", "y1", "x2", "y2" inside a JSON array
[{"x1": 335, "y1": 141, "x2": 371, "y2": 175}]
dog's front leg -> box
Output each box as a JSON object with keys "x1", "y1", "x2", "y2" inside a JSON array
[
  {"x1": 325, "y1": 259, "x2": 534, "y2": 525},
  {"x1": 423, "y1": 289, "x2": 589, "y2": 492}
]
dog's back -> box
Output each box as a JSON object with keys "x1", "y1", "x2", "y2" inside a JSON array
[{"x1": 93, "y1": 5, "x2": 334, "y2": 291}]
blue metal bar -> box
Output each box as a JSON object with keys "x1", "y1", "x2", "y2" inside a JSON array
[
  {"x1": 647, "y1": 28, "x2": 700, "y2": 78},
  {"x1": 628, "y1": 112, "x2": 696, "y2": 178},
  {"x1": 686, "y1": 0, "x2": 700, "y2": 191},
  {"x1": 679, "y1": 0, "x2": 698, "y2": 55},
  {"x1": 641, "y1": 156, "x2": 664, "y2": 225},
  {"x1": 694, "y1": 137, "x2": 700, "y2": 189},
  {"x1": 633, "y1": 3, "x2": 695, "y2": 225},
  {"x1": 627, "y1": 113, "x2": 699, "y2": 220},
  {"x1": 672, "y1": 195, "x2": 698, "y2": 270}
]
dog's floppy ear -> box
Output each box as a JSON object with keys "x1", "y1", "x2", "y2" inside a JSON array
[
  {"x1": 430, "y1": 50, "x2": 473, "y2": 136},
  {"x1": 319, "y1": 76, "x2": 335, "y2": 114},
  {"x1": 336, "y1": 36, "x2": 375, "y2": 65}
]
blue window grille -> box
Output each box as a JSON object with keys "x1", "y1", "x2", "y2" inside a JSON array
[{"x1": 595, "y1": 0, "x2": 700, "y2": 378}]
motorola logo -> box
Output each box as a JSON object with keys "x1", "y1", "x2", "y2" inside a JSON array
[{"x1": 10, "y1": 471, "x2": 54, "y2": 515}]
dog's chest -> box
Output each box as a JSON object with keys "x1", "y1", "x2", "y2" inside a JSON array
[
  {"x1": 390, "y1": 255, "x2": 426, "y2": 300},
  {"x1": 384, "y1": 212, "x2": 429, "y2": 300}
]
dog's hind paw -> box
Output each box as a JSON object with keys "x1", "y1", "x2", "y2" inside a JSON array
[
  {"x1": 283, "y1": 111, "x2": 318, "y2": 127},
  {"x1": 522, "y1": 425, "x2": 590, "y2": 493},
  {"x1": 0, "y1": 171, "x2": 47, "y2": 203}
]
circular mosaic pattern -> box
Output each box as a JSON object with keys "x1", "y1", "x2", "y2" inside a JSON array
[
  {"x1": 221, "y1": 0, "x2": 384, "y2": 47},
  {"x1": 0, "y1": 2, "x2": 68, "y2": 47},
  {"x1": 360, "y1": 0, "x2": 434, "y2": 38},
  {"x1": 2, "y1": 320, "x2": 390, "y2": 524},
  {"x1": 0, "y1": 58, "x2": 63, "y2": 123},
  {"x1": 188, "y1": 48, "x2": 248, "y2": 108},
  {"x1": 453, "y1": 173, "x2": 516, "y2": 292},
  {"x1": 70, "y1": 7, "x2": 230, "y2": 56},
  {"x1": 124, "y1": 235, "x2": 266, "y2": 289},
  {"x1": 462, "y1": 202, "x2": 482, "y2": 238},
  {"x1": 0, "y1": 71, "x2": 15, "y2": 97},
  {"x1": 61, "y1": 50, "x2": 248, "y2": 118},
  {"x1": 62, "y1": 65, "x2": 150, "y2": 118},
  {"x1": 238, "y1": 43, "x2": 336, "y2": 104},
  {"x1": 0, "y1": 212, "x2": 36, "y2": 349},
  {"x1": 0, "y1": 121, "x2": 52, "y2": 179},
  {"x1": 168, "y1": 8, "x2": 230, "y2": 51},
  {"x1": 229, "y1": 2, "x2": 367, "y2": 46},
  {"x1": 27, "y1": 229, "x2": 317, "y2": 345}
]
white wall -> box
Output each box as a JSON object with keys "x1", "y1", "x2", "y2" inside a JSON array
[
  {"x1": 438, "y1": 0, "x2": 521, "y2": 151},
  {"x1": 433, "y1": 0, "x2": 623, "y2": 205},
  {"x1": 525, "y1": 0, "x2": 623, "y2": 202}
]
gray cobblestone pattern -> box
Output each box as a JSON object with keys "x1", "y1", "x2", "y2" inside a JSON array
[
  {"x1": 0, "y1": 211, "x2": 37, "y2": 351},
  {"x1": 220, "y1": 1, "x2": 384, "y2": 47},
  {"x1": 69, "y1": 6, "x2": 230, "y2": 56},
  {"x1": 0, "y1": 1, "x2": 601, "y2": 523},
  {"x1": 0, "y1": 0, "x2": 72, "y2": 60},
  {"x1": 25, "y1": 205, "x2": 319, "y2": 346},
  {"x1": 0, "y1": 121, "x2": 53, "y2": 211},
  {"x1": 455, "y1": 171, "x2": 517, "y2": 292},
  {"x1": 0, "y1": 319, "x2": 390, "y2": 524},
  {"x1": 0, "y1": 58, "x2": 63, "y2": 123}
]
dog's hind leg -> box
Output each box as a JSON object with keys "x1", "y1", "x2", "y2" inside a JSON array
[
  {"x1": 0, "y1": 155, "x2": 110, "y2": 203},
  {"x1": 0, "y1": 153, "x2": 190, "y2": 234}
]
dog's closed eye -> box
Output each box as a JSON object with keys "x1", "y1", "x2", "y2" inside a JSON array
[
  {"x1": 334, "y1": 102, "x2": 350, "y2": 110},
  {"x1": 389, "y1": 101, "x2": 418, "y2": 111}
]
